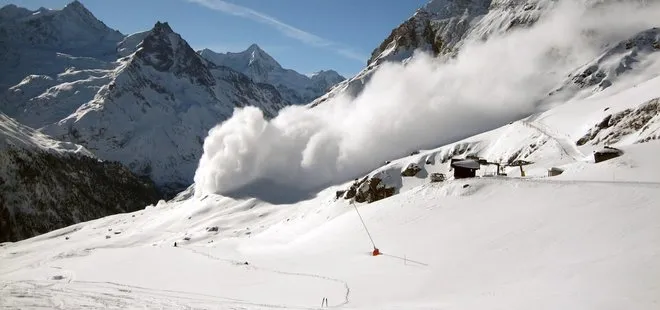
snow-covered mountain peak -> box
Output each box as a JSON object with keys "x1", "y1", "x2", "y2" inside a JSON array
[
  {"x1": 310, "y1": 70, "x2": 346, "y2": 89},
  {"x1": 0, "y1": 0, "x2": 123, "y2": 52},
  {"x1": 61, "y1": 0, "x2": 93, "y2": 17},
  {"x1": 244, "y1": 44, "x2": 280, "y2": 67},
  {"x1": 199, "y1": 45, "x2": 345, "y2": 104}
]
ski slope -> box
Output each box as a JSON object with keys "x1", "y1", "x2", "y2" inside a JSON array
[{"x1": 1, "y1": 134, "x2": 659, "y2": 309}]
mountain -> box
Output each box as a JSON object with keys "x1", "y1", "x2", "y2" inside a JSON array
[
  {"x1": 0, "y1": 2, "x2": 295, "y2": 194},
  {"x1": 39, "y1": 22, "x2": 289, "y2": 194},
  {"x1": 550, "y1": 27, "x2": 660, "y2": 100},
  {"x1": 199, "y1": 45, "x2": 346, "y2": 104},
  {"x1": 0, "y1": 0, "x2": 123, "y2": 90},
  {"x1": 312, "y1": 1, "x2": 660, "y2": 110},
  {"x1": 310, "y1": 0, "x2": 550, "y2": 107},
  {"x1": 0, "y1": 112, "x2": 160, "y2": 242}
]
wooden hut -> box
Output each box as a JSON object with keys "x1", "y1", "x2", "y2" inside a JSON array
[
  {"x1": 451, "y1": 159, "x2": 480, "y2": 179},
  {"x1": 594, "y1": 146, "x2": 623, "y2": 163}
]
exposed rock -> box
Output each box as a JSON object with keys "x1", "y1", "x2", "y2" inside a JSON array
[
  {"x1": 430, "y1": 173, "x2": 446, "y2": 183},
  {"x1": 401, "y1": 163, "x2": 422, "y2": 177},
  {"x1": 551, "y1": 28, "x2": 660, "y2": 97},
  {"x1": 577, "y1": 98, "x2": 660, "y2": 146},
  {"x1": 354, "y1": 177, "x2": 396, "y2": 204},
  {"x1": 340, "y1": 176, "x2": 396, "y2": 204}
]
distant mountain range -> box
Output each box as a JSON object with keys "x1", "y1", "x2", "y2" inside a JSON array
[
  {"x1": 0, "y1": 1, "x2": 344, "y2": 194},
  {"x1": 199, "y1": 45, "x2": 344, "y2": 105}
]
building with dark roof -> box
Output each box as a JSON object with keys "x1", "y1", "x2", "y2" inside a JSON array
[{"x1": 450, "y1": 159, "x2": 480, "y2": 179}]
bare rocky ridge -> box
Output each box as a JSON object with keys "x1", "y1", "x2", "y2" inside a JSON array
[{"x1": 577, "y1": 97, "x2": 660, "y2": 146}]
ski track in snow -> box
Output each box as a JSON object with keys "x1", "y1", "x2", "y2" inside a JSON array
[
  {"x1": 183, "y1": 246, "x2": 351, "y2": 308},
  {"x1": 0, "y1": 277, "x2": 332, "y2": 310},
  {"x1": 521, "y1": 118, "x2": 586, "y2": 161},
  {"x1": 1, "y1": 244, "x2": 350, "y2": 309}
]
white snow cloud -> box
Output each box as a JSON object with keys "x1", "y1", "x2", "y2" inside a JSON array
[
  {"x1": 194, "y1": 1, "x2": 660, "y2": 198},
  {"x1": 187, "y1": 0, "x2": 366, "y2": 62}
]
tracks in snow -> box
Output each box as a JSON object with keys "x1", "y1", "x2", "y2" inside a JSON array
[
  {"x1": 521, "y1": 119, "x2": 586, "y2": 161},
  {"x1": 184, "y1": 246, "x2": 351, "y2": 308}
]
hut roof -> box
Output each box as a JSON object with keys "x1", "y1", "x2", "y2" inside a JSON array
[
  {"x1": 451, "y1": 159, "x2": 480, "y2": 170},
  {"x1": 595, "y1": 147, "x2": 623, "y2": 155},
  {"x1": 509, "y1": 160, "x2": 534, "y2": 166}
]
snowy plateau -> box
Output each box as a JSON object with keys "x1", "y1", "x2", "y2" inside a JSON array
[{"x1": 1, "y1": 0, "x2": 660, "y2": 309}]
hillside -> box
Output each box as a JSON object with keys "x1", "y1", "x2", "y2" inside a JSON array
[{"x1": 0, "y1": 112, "x2": 160, "y2": 242}]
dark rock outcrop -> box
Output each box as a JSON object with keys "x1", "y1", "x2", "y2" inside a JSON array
[
  {"x1": 401, "y1": 163, "x2": 422, "y2": 177},
  {"x1": 339, "y1": 176, "x2": 396, "y2": 204},
  {"x1": 577, "y1": 98, "x2": 660, "y2": 146}
]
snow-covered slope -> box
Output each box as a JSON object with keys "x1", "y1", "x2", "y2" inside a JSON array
[
  {"x1": 0, "y1": 112, "x2": 160, "y2": 242},
  {"x1": 550, "y1": 27, "x2": 660, "y2": 101},
  {"x1": 199, "y1": 45, "x2": 345, "y2": 104},
  {"x1": 38, "y1": 22, "x2": 289, "y2": 194},
  {"x1": 1, "y1": 80, "x2": 659, "y2": 307},
  {"x1": 333, "y1": 74, "x2": 660, "y2": 203}
]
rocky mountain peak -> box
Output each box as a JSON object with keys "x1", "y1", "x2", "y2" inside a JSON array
[
  {"x1": 62, "y1": 0, "x2": 91, "y2": 15},
  {"x1": 0, "y1": 4, "x2": 31, "y2": 21},
  {"x1": 133, "y1": 21, "x2": 214, "y2": 86},
  {"x1": 152, "y1": 21, "x2": 174, "y2": 35}
]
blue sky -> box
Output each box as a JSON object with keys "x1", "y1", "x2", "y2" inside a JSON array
[{"x1": 1, "y1": 0, "x2": 429, "y2": 77}]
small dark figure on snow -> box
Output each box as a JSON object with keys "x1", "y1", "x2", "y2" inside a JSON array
[
  {"x1": 173, "y1": 242, "x2": 177, "y2": 247},
  {"x1": 244, "y1": 261, "x2": 249, "y2": 265}
]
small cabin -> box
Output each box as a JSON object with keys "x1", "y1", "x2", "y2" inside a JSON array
[
  {"x1": 451, "y1": 159, "x2": 480, "y2": 179},
  {"x1": 594, "y1": 146, "x2": 623, "y2": 163}
]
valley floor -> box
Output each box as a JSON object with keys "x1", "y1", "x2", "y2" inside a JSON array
[{"x1": 1, "y1": 142, "x2": 659, "y2": 309}]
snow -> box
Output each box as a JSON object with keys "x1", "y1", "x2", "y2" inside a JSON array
[
  {"x1": 3, "y1": 49, "x2": 660, "y2": 306},
  {"x1": 2, "y1": 138, "x2": 659, "y2": 308},
  {"x1": 195, "y1": 1, "x2": 660, "y2": 200},
  {"x1": 0, "y1": 112, "x2": 91, "y2": 156}
]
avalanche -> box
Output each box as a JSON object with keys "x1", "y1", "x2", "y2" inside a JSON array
[
  {"x1": 1, "y1": 0, "x2": 660, "y2": 309},
  {"x1": 2, "y1": 71, "x2": 660, "y2": 310}
]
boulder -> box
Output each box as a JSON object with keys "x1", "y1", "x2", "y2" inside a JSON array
[
  {"x1": 354, "y1": 177, "x2": 396, "y2": 203},
  {"x1": 401, "y1": 163, "x2": 422, "y2": 177},
  {"x1": 430, "y1": 173, "x2": 445, "y2": 183}
]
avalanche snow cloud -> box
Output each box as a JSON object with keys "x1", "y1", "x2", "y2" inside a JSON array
[{"x1": 194, "y1": 1, "x2": 660, "y2": 199}]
